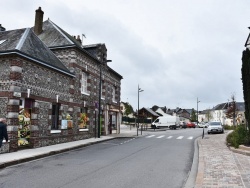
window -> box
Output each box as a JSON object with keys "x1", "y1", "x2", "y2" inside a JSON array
[
  {"x1": 81, "y1": 72, "x2": 88, "y2": 95},
  {"x1": 79, "y1": 107, "x2": 88, "y2": 129},
  {"x1": 51, "y1": 103, "x2": 60, "y2": 130},
  {"x1": 101, "y1": 81, "x2": 105, "y2": 99},
  {"x1": 18, "y1": 98, "x2": 33, "y2": 147},
  {"x1": 81, "y1": 107, "x2": 88, "y2": 114},
  {"x1": 112, "y1": 86, "x2": 116, "y2": 102},
  {"x1": 19, "y1": 98, "x2": 24, "y2": 108}
]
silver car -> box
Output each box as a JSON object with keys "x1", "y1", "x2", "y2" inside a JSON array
[
  {"x1": 198, "y1": 122, "x2": 208, "y2": 128},
  {"x1": 207, "y1": 121, "x2": 224, "y2": 134}
]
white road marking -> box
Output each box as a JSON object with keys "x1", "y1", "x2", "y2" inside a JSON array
[
  {"x1": 176, "y1": 136, "x2": 184, "y2": 139},
  {"x1": 146, "y1": 135, "x2": 155, "y2": 138},
  {"x1": 145, "y1": 135, "x2": 194, "y2": 140},
  {"x1": 157, "y1": 135, "x2": 165, "y2": 138}
]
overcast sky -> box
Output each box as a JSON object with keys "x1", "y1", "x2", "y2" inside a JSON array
[{"x1": 1, "y1": 0, "x2": 249, "y2": 111}]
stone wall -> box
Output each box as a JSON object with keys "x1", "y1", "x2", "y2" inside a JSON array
[{"x1": 0, "y1": 44, "x2": 121, "y2": 152}]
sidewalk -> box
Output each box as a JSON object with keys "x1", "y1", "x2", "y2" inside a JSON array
[
  {"x1": 1, "y1": 125, "x2": 250, "y2": 188},
  {"x1": 195, "y1": 131, "x2": 250, "y2": 188}
]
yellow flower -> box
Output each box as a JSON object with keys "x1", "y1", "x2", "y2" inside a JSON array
[{"x1": 80, "y1": 113, "x2": 88, "y2": 124}]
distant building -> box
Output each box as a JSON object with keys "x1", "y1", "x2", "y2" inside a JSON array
[{"x1": 198, "y1": 102, "x2": 245, "y2": 125}]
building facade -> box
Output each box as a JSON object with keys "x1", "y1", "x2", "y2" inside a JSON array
[
  {"x1": 0, "y1": 7, "x2": 122, "y2": 153},
  {"x1": 198, "y1": 102, "x2": 245, "y2": 126}
]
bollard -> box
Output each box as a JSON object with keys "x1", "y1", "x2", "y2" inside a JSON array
[{"x1": 137, "y1": 123, "x2": 138, "y2": 136}]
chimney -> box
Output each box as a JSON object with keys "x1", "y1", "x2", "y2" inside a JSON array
[
  {"x1": 0, "y1": 24, "x2": 6, "y2": 32},
  {"x1": 76, "y1": 35, "x2": 82, "y2": 44},
  {"x1": 34, "y1": 7, "x2": 44, "y2": 35}
]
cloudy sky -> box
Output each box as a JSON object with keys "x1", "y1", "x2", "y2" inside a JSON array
[{"x1": 1, "y1": 0, "x2": 249, "y2": 111}]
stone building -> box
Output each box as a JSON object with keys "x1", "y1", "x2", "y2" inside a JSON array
[{"x1": 0, "y1": 7, "x2": 122, "y2": 153}]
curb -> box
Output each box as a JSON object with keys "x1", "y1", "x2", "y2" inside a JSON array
[
  {"x1": 229, "y1": 147, "x2": 250, "y2": 156},
  {"x1": 0, "y1": 138, "x2": 116, "y2": 169},
  {"x1": 183, "y1": 136, "x2": 199, "y2": 188}
]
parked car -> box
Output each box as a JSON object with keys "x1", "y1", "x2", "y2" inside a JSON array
[
  {"x1": 186, "y1": 122, "x2": 196, "y2": 128},
  {"x1": 198, "y1": 122, "x2": 208, "y2": 128},
  {"x1": 207, "y1": 121, "x2": 224, "y2": 134},
  {"x1": 181, "y1": 121, "x2": 187, "y2": 129}
]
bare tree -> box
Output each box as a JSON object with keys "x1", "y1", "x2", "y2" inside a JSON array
[{"x1": 226, "y1": 94, "x2": 238, "y2": 126}]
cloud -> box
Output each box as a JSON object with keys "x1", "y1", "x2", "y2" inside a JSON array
[{"x1": 1, "y1": 0, "x2": 248, "y2": 111}]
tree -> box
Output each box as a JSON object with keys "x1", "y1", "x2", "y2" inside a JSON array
[
  {"x1": 124, "y1": 102, "x2": 134, "y2": 117},
  {"x1": 190, "y1": 108, "x2": 196, "y2": 122},
  {"x1": 241, "y1": 47, "x2": 250, "y2": 144},
  {"x1": 226, "y1": 94, "x2": 238, "y2": 126}
]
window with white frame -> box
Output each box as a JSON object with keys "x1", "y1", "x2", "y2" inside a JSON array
[
  {"x1": 52, "y1": 103, "x2": 60, "y2": 130},
  {"x1": 101, "y1": 81, "x2": 105, "y2": 99},
  {"x1": 81, "y1": 72, "x2": 88, "y2": 94},
  {"x1": 112, "y1": 86, "x2": 116, "y2": 102}
]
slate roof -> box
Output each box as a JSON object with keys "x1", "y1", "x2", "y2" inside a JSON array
[
  {"x1": 176, "y1": 108, "x2": 190, "y2": 114},
  {"x1": 213, "y1": 102, "x2": 245, "y2": 111},
  {"x1": 37, "y1": 19, "x2": 79, "y2": 48},
  {"x1": 37, "y1": 19, "x2": 99, "y2": 60},
  {"x1": 83, "y1": 43, "x2": 105, "y2": 58},
  {"x1": 37, "y1": 19, "x2": 123, "y2": 79},
  {"x1": 185, "y1": 109, "x2": 194, "y2": 114},
  {"x1": 144, "y1": 108, "x2": 159, "y2": 117},
  {"x1": 237, "y1": 102, "x2": 245, "y2": 111},
  {"x1": 0, "y1": 28, "x2": 74, "y2": 77}
]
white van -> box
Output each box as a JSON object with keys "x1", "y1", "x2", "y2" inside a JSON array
[{"x1": 151, "y1": 116, "x2": 180, "y2": 129}]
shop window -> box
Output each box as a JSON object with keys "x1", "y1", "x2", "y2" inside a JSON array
[
  {"x1": 51, "y1": 103, "x2": 60, "y2": 130},
  {"x1": 61, "y1": 111, "x2": 73, "y2": 129},
  {"x1": 18, "y1": 98, "x2": 33, "y2": 147},
  {"x1": 79, "y1": 107, "x2": 88, "y2": 129}
]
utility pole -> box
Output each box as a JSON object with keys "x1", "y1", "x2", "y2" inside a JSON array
[{"x1": 137, "y1": 85, "x2": 143, "y2": 136}]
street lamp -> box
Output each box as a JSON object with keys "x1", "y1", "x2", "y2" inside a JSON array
[
  {"x1": 197, "y1": 97, "x2": 200, "y2": 126},
  {"x1": 98, "y1": 59, "x2": 112, "y2": 138},
  {"x1": 197, "y1": 97, "x2": 204, "y2": 138},
  {"x1": 137, "y1": 85, "x2": 144, "y2": 136}
]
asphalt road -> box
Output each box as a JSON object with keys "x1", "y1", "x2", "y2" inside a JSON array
[{"x1": 0, "y1": 128, "x2": 204, "y2": 188}]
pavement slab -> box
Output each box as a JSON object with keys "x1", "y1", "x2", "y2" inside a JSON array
[{"x1": 195, "y1": 131, "x2": 250, "y2": 188}]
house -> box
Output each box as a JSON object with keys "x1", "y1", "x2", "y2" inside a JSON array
[
  {"x1": 150, "y1": 105, "x2": 169, "y2": 116},
  {"x1": 175, "y1": 108, "x2": 191, "y2": 120},
  {"x1": 0, "y1": 7, "x2": 122, "y2": 152},
  {"x1": 151, "y1": 105, "x2": 178, "y2": 116},
  {"x1": 175, "y1": 109, "x2": 188, "y2": 123},
  {"x1": 198, "y1": 102, "x2": 245, "y2": 125},
  {"x1": 138, "y1": 107, "x2": 159, "y2": 123}
]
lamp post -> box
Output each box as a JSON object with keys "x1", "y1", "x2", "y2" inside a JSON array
[
  {"x1": 137, "y1": 85, "x2": 144, "y2": 136},
  {"x1": 197, "y1": 97, "x2": 204, "y2": 138},
  {"x1": 197, "y1": 97, "x2": 200, "y2": 126},
  {"x1": 97, "y1": 59, "x2": 112, "y2": 138}
]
